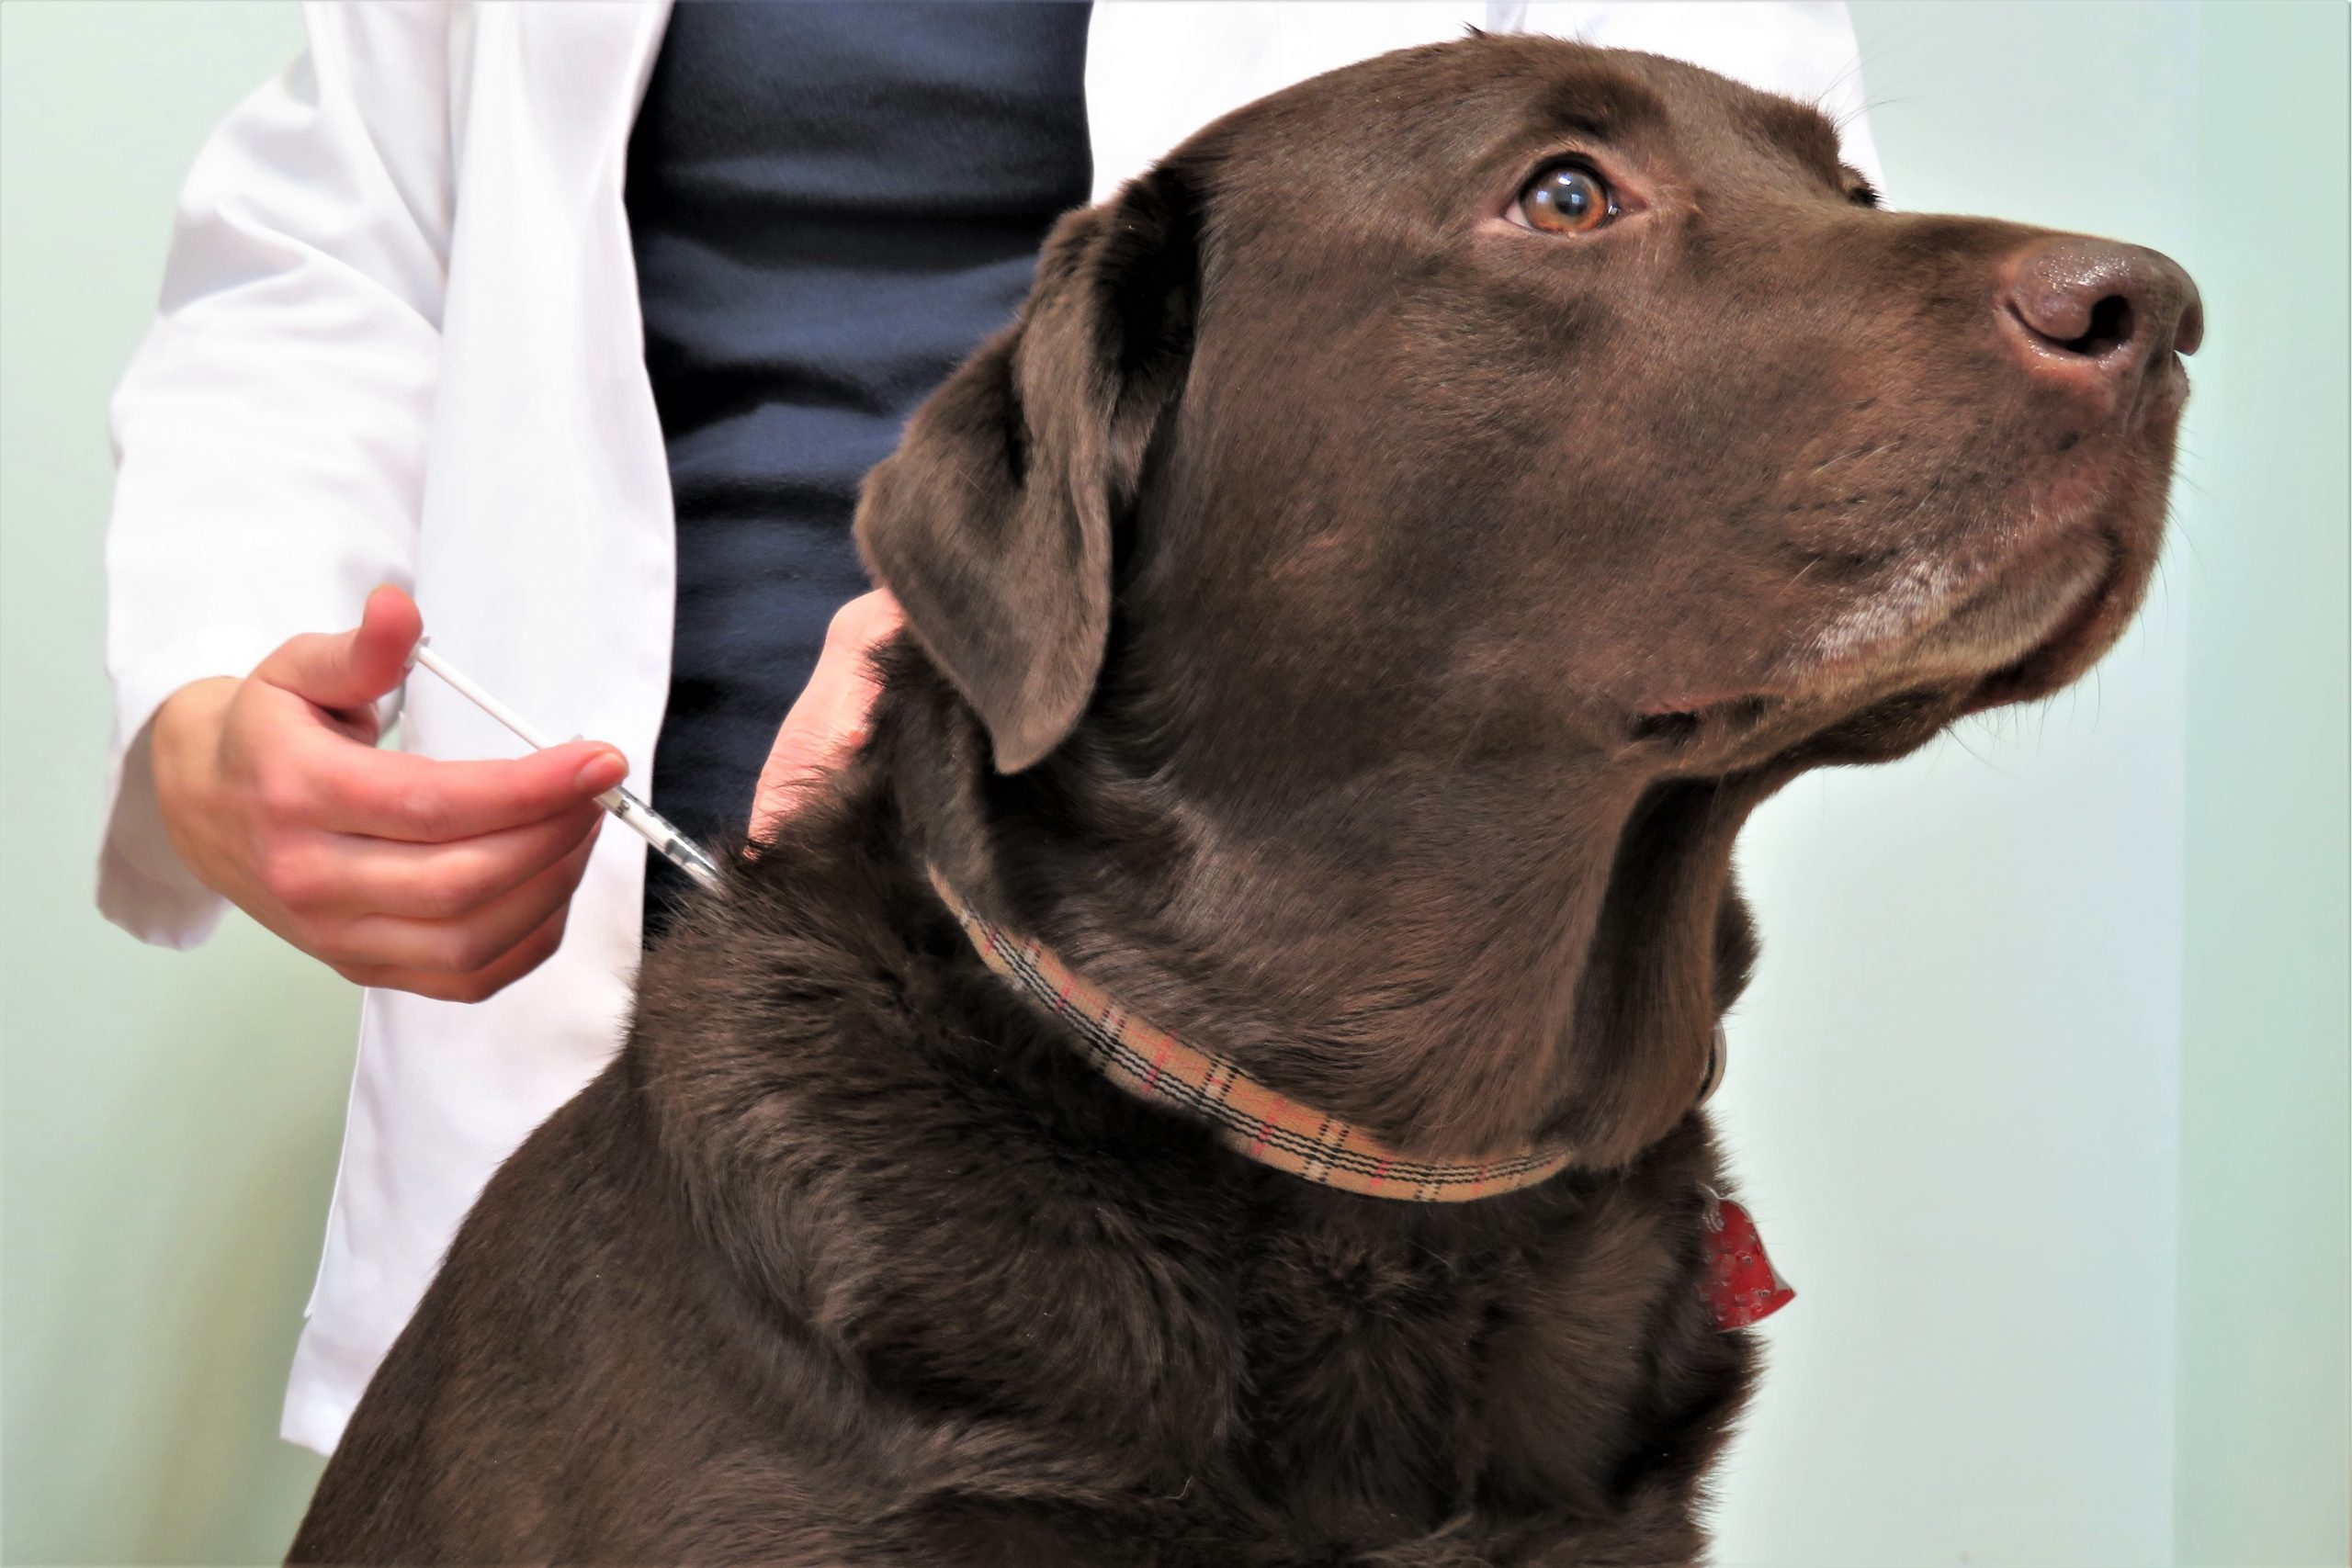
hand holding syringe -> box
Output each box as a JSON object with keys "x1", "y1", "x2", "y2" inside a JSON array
[{"x1": 405, "y1": 639, "x2": 722, "y2": 892}]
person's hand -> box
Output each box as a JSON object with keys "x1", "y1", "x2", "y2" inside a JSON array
[
  {"x1": 150, "y1": 586, "x2": 629, "y2": 1001},
  {"x1": 750, "y1": 590, "x2": 901, "y2": 841}
]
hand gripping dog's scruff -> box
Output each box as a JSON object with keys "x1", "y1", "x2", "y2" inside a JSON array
[{"x1": 292, "y1": 35, "x2": 2199, "y2": 1566}]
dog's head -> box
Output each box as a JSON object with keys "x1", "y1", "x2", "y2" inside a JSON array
[
  {"x1": 850, "y1": 34, "x2": 2202, "y2": 1160},
  {"x1": 857, "y1": 33, "x2": 2197, "y2": 789}
]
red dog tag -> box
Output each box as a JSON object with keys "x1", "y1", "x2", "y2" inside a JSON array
[{"x1": 1702, "y1": 1194, "x2": 1795, "y2": 1330}]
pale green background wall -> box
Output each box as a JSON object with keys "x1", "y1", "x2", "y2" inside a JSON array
[
  {"x1": 2172, "y1": 5, "x2": 2349, "y2": 1562},
  {"x1": 0, "y1": 3, "x2": 2342, "y2": 1565}
]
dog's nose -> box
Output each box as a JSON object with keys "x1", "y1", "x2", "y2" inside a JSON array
[{"x1": 1997, "y1": 238, "x2": 2203, "y2": 400}]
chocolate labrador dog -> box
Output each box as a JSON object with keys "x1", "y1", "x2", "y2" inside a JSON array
[{"x1": 292, "y1": 34, "x2": 2199, "y2": 1566}]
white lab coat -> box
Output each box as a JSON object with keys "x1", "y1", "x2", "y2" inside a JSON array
[{"x1": 101, "y1": 0, "x2": 1879, "y2": 1458}]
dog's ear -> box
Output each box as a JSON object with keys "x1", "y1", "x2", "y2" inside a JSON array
[{"x1": 854, "y1": 169, "x2": 1200, "y2": 773}]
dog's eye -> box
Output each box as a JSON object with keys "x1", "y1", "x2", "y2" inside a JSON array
[{"x1": 1517, "y1": 163, "x2": 1615, "y2": 234}]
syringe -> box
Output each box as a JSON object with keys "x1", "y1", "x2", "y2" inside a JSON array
[{"x1": 403, "y1": 638, "x2": 723, "y2": 892}]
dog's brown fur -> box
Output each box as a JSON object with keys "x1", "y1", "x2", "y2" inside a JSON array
[{"x1": 292, "y1": 36, "x2": 2196, "y2": 1565}]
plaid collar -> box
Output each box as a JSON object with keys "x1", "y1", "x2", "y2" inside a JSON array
[{"x1": 931, "y1": 868, "x2": 1592, "y2": 1203}]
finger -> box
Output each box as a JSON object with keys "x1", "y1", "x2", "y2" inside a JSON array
[
  {"x1": 301, "y1": 734, "x2": 628, "y2": 842},
  {"x1": 823, "y1": 589, "x2": 904, "y2": 654},
  {"x1": 750, "y1": 592, "x2": 900, "y2": 840},
  {"x1": 254, "y1": 585, "x2": 424, "y2": 714},
  {"x1": 311, "y1": 802, "x2": 605, "y2": 919},
  {"x1": 326, "y1": 834, "x2": 595, "y2": 974},
  {"x1": 334, "y1": 901, "x2": 572, "y2": 1005},
  {"x1": 748, "y1": 686, "x2": 870, "y2": 831}
]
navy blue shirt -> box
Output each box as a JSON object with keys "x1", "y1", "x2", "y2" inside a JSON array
[{"x1": 627, "y1": 1, "x2": 1092, "y2": 932}]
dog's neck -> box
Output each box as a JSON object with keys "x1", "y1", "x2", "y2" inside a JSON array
[{"x1": 881, "y1": 653, "x2": 1776, "y2": 1167}]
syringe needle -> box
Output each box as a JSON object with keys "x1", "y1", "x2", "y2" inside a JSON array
[{"x1": 403, "y1": 638, "x2": 722, "y2": 892}]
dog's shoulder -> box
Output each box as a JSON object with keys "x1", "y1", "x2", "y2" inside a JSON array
[
  {"x1": 292, "y1": 1059, "x2": 702, "y2": 1559},
  {"x1": 310, "y1": 784, "x2": 1758, "y2": 1562}
]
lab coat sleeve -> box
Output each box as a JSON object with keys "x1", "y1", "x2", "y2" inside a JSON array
[
  {"x1": 1509, "y1": 2, "x2": 1883, "y2": 194},
  {"x1": 99, "y1": 1, "x2": 453, "y2": 949}
]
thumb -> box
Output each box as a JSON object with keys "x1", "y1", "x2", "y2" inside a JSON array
[
  {"x1": 255, "y1": 585, "x2": 424, "y2": 713},
  {"x1": 749, "y1": 592, "x2": 900, "y2": 840}
]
